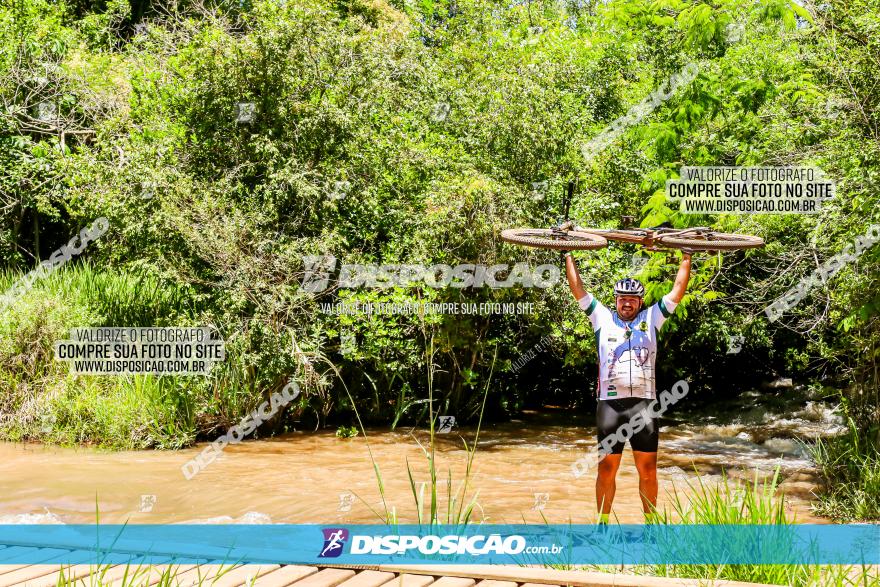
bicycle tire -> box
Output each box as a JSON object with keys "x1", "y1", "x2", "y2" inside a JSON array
[
  {"x1": 500, "y1": 228, "x2": 608, "y2": 250},
  {"x1": 656, "y1": 232, "x2": 764, "y2": 251}
]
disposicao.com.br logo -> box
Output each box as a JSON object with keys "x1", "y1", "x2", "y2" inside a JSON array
[
  {"x1": 319, "y1": 528, "x2": 349, "y2": 558},
  {"x1": 302, "y1": 255, "x2": 559, "y2": 293},
  {"x1": 318, "y1": 528, "x2": 562, "y2": 557}
]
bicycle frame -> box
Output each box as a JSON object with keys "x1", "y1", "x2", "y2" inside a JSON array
[
  {"x1": 572, "y1": 226, "x2": 713, "y2": 251},
  {"x1": 545, "y1": 183, "x2": 727, "y2": 252}
]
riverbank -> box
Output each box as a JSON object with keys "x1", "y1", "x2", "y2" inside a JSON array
[
  {"x1": 0, "y1": 263, "x2": 876, "y2": 525},
  {"x1": 4, "y1": 389, "x2": 877, "y2": 586},
  {"x1": 0, "y1": 401, "x2": 833, "y2": 525},
  {"x1": 4, "y1": 388, "x2": 877, "y2": 584}
]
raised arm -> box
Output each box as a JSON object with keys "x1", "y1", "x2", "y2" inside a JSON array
[
  {"x1": 668, "y1": 252, "x2": 692, "y2": 304},
  {"x1": 564, "y1": 253, "x2": 588, "y2": 301}
]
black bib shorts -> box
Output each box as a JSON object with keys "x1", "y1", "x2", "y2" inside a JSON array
[{"x1": 596, "y1": 397, "x2": 659, "y2": 454}]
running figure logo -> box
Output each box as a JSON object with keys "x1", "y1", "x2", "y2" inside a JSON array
[
  {"x1": 302, "y1": 255, "x2": 337, "y2": 293},
  {"x1": 319, "y1": 528, "x2": 349, "y2": 558},
  {"x1": 437, "y1": 416, "x2": 456, "y2": 433}
]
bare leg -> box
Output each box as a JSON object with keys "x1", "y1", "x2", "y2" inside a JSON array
[
  {"x1": 595, "y1": 453, "x2": 622, "y2": 515},
  {"x1": 633, "y1": 450, "x2": 658, "y2": 513}
]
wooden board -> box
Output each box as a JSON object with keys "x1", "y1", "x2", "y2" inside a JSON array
[
  {"x1": 0, "y1": 558, "x2": 784, "y2": 587},
  {"x1": 336, "y1": 570, "x2": 397, "y2": 587},
  {"x1": 82, "y1": 562, "x2": 151, "y2": 585},
  {"x1": 250, "y1": 565, "x2": 320, "y2": 587},
  {"x1": 15, "y1": 564, "x2": 94, "y2": 587},
  {"x1": 0, "y1": 566, "x2": 63, "y2": 587},
  {"x1": 377, "y1": 573, "x2": 436, "y2": 587},
  {"x1": 171, "y1": 563, "x2": 230, "y2": 586},
  {"x1": 287, "y1": 568, "x2": 357, "y2": 587},
  {"x1": 429, "y1": 578, "x2": 475, "y2": 587},
  {"x1": 360, "y1": 565, "x2": 776, "y2": 587},
  {"x1": 474, "y1": 580, "x2": 518, "y2": 587},
  {"x1": 0, "y1": 567, "x2": 30, "y2": 579},
  {"x1": 207, "y1": 563, "x2": 281, "y2": 587},
  {"x1": 108, "y1": 563, "x2": 197, "y2": 586}
]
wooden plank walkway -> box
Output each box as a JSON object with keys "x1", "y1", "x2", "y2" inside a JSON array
[
  {"x1": 0, "y1": 541, "x2": 786, "y2": 587},
  {"x1": 0, "y1": 561, "x2": 778, "y2": 587}
]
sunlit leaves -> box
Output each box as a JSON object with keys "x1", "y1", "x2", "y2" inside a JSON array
[{"x1": 678, "y1": 3, "x2": 719, "y2": 49}]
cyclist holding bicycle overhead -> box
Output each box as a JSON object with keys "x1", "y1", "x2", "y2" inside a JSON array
[{"x1": 564, "y1": 251, "x2": 691, "y2": 524}]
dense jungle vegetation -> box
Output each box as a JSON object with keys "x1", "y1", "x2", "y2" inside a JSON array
[{"x1": 0, "y1": 0, "x2": 878, "y2": 518}]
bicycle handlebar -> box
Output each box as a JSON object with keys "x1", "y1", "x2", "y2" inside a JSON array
[{"x1": 563, "y1": 180, "x2": 574, "y2": 220}]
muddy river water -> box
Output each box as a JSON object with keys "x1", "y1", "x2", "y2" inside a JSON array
[{"x1": 0, "y1": 386, "x2": 843, "y2": 525}]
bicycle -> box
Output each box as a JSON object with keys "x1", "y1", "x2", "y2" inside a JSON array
[{"x1": 500, "y1": 181, "x2": 765, "y2": 252}]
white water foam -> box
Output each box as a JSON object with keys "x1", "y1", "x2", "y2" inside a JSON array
[
  {"x1": 0, "y1": 510, "x2": 64, "y2": 524},
  {"x1": 179, "y1": 511, "x2": 273, "y2": 524}
]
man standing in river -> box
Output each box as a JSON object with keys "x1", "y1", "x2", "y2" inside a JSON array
[{"x1": 564, "y1": 251, "x2": 691, "y2": 523}]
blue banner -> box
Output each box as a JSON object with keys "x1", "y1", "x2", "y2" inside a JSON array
[{"x1": 0, "y1": 524, "x2": 876, "y2": 565}]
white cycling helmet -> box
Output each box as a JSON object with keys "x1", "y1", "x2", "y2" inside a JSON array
[{"x1": 614, "y1": 277, "x2": 645, "y2": 297}]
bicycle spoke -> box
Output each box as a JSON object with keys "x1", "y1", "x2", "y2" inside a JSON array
[{"x1": 500, "y1": 228, "x2": 608, "y2": 250}]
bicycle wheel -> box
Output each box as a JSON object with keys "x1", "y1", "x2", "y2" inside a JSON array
[
  {"x1": 656, "y1": 231, "x2": 764, "y2": 251},
  {"x1": 500, "y1": 228, "x2": 608, "y2": 250}
]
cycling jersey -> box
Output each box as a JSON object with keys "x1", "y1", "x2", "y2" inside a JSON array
[{"x1": 578, "y1": 293, "x2": 678, "y2": 400}]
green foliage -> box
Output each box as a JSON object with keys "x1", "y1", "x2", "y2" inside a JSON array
[
  {"x1": 0, "y1": 0, "x2": 878, "y2": 503},
  {"x1": 335, "y1": 424, "x2": 358, "y2": 438},
  {"x1": 0, "y1": 264, "x2": 202, "y2": 448},
  {"x1": 634, "y1": 470, "x2": 875, "y2": 586},
  {"x1": 809, "y1": 415, "x2": 880, "y2": 522}
]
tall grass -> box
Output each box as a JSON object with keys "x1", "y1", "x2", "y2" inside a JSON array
[
  {"x1": 53, "y1": 561, "x2": 248, "y2": 586},
  {"x1": 584, "y1": 470, "x2": 877, "y2": 587},
  {"x1": 659, "y1": 468, "x2": 789, "y2": 525},
  {"x1": 0, "y1": 262, "x2": 197, "y2": 328},
  {"x1": 353, "y1": 331, "x2": 493, "y2": 526},
  {"x1": 356, "y1": 365, "x2": 876, "y2": 587},
  {"x1": 0, "y1": 262, "x2": 320, "y2": 448},
  {"x1": 47, "y1": 501, "x2": 246, "y2": 586},
  {"x1": 809, "y1": 418, "x2": 880, "y2": 521},
  {"x1": 74, "y1": 265, "x2": 199, "y2": 328},
  {"x1": 0, "y1": 263, "x2": 203, "y2": 448},
  {"x1": 401, "y1": 337, "x2": 492, "y2": 526}
]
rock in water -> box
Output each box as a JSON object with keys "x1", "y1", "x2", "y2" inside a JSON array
[{"x1": 763, "y1": 377, "x2": 794, "y2": 390}]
